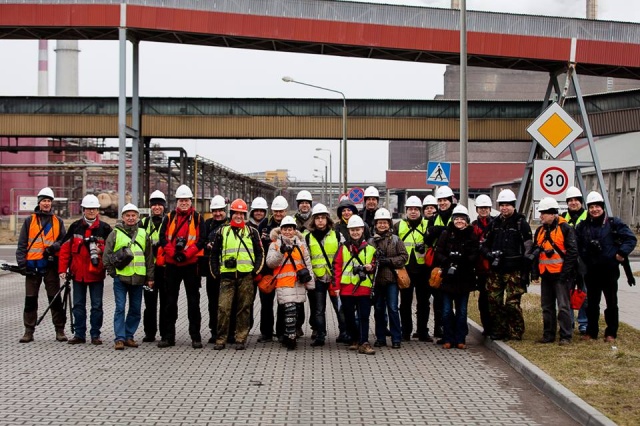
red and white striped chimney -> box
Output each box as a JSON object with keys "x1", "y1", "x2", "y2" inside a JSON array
[{"x1": 38, "y1": 40, "x2": 48, "y2": 96}]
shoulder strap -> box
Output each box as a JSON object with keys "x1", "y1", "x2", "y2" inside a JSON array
[
  {"x1": 307, "y1": 232, "x2": 333, "y2": 272},
  {"x1": 235, "y1": 227, "x2": 255, "y2": 264}
]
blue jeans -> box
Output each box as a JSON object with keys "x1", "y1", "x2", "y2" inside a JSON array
[
  {"x1": 72, "y1": 280, "x2": 104, "y2": 339},
  {"x1": 341, "y1": 295, "x2": 372, "y2": 345},
  {"x1": 442, "y1": 292, "x2": 469, "y2": 345},
  {"x1": 374, "y1": 283, "x2": 401, "y2": 344},
  {"x1": 113, "y1": 277, "x2": 143, "y2": 342}
]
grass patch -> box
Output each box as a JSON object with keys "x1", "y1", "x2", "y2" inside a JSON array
[{"x1": 468, "y1": 289, "x2": 640, "y2": 426}]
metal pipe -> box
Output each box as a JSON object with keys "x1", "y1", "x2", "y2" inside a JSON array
[{"x1": 459, "y1": 0, "x2": 468, "y2": 207}]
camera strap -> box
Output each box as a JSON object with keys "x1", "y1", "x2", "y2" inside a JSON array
[
  {"x1": 305, "y1": 233, "x2": 332, "y2": 276},
  {"x1": 170, "y1": 212, "x2": 191, "y2": 241},
  {"x1": 535, "y1": 226, "x2": 566, "y2": 259},
  {"x1": 226, "y1": 226, "x2": 255, "y2": 265}
]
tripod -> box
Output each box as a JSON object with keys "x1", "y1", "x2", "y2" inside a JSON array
[{"x1": 36, "y1": 275, "x2": 75, "y2": 334}]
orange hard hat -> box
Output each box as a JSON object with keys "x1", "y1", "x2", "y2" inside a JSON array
[{"x1": 230, "y1": 198, "x2": 248, "y2": 213}]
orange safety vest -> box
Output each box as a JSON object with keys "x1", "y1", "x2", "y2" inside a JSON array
[
  {"x1": 274, "y1": 244, "x2": 307, "y2": 289},
  {"x1": 166, "y1": 212, "x2": 204, "y2": 257},
  {"x1": 26, "y1": 214, "x2": 61, "y2": 261},
  {"x1": 536, "y1": 216, "x2": 567, "y2": 275}
]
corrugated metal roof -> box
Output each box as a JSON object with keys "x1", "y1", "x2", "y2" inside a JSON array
[{"x1": 558, "y1": 131, "x2": 640, "y2": 171}]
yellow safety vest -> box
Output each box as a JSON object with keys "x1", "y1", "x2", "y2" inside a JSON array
[
  {"x1": 114, "y1": 228, "x2": 147, "y2": 277},
  {"x1": 306, "y1": 230, "x2": 339, "y2": 279},
  {"x1": 340, "y1": 245, "x2": 375, "y2": 288},
  {"x1": 398, "y1": 219, "x2": 427, "y2": 265},
  {"x1": 220, "y1": 226, "x2": 254, "y2": 273}
]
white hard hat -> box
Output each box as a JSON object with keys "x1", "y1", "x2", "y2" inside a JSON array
[
  {"x1": 175, "y1": 184, "x2": 193, "y2": 199},
  {"x1": 311, "y1": 203, "x2": 329, "y2": 216},
  {"x1": 210, "y1": 195, "x2": 227, "y2": 210},
  {"x1": 37, "y1": 187, "x2": 55, "y2": 200},
  {"x1": 565, "y1": 186, "x2": 583, "y2": 201},
  {"x1": 435, "y1": 186, "x2": 454, "y2": 199},
  {"x1": 280, "y1": 215, "x2": 297, "y2": 227},
  {"x1": 271, "y1": 195, "x2": 289, "y2": 211},
  {"x1": 452, "y1": 205, "x2": 469, "y2": 216},
  {"x1": 537, "y1": 197, "x2": 560, "y2": 213},
  {"x1": 149, "y1": 190, "x2": 166, "y2": 202},
  {"x1": 296, "y1": 190, "x2": 313, "y2": 202},
  {"x1": 474, "y1": 194, "x2": 492, "y2": 208},
  {"x1": 364, "y1": 186, "x2": 380, "y2": 198},
  {"x1": 250, "y1": 197, "x2": 268, "y2": 211},
  {"x1": 496, "y1": 189, "x2": 517, "y2": 204},
  {"x1": 405, "y1": 196, "x2": 422, "y2": 209},
  {"x1": 81, "y1": 194, "x2": 100, "y2": 209},
  {"x1": 347, "y1": 215, "x2": 365, "y2": 229},
  {"x1": 586, "y1": 191, "x2": 604, "y2": 205},
  {"x1": 374, "y1": 208, "x2": 392, "y2": 221},
  {"x1": 422, "y1": 195, "x2": 437, "y2": 206},
  {"x1": 121, "y1": 203, "x2": 139, "y2": 215}
]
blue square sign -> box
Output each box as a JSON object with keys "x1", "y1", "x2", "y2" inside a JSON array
[{"x1": 426, "y1": 161, "x2": 451, "y2": 185}]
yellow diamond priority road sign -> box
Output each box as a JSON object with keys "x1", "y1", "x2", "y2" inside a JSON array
[{"x1": 527, "y1": 103, "x2": 583, "y2": 158}]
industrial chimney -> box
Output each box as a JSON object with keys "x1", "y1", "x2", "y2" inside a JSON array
[
  {"x1": 38, "y1": 40, "x2": 48, "y2": 96},
  {"x1": 55, "y1": 40, "x2": 80, "y2": 96},
  {"x1": 586, "y1": 0, "x2": 597, "y2": 19},
  {"x1": 451, "y1": 0, "x2": 460, "y2": 10}
]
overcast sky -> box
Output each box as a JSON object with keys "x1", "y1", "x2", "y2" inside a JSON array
[{"x1": 1, "y1": 0, "x2": 639, "y2": 185}]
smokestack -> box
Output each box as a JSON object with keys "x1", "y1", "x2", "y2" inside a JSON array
[
  {"x1": 451, "y1": 0, "x2": 460, "y2": 10},
  {"x1": 55, "y1": 40, "x2": 80, "y2": 96},
  {"x1": 38, "y1": 40, "x2": 48, "y2": 96},
  {"x1": 586, "y1": 0, "x2": 597, "y2": 19}
]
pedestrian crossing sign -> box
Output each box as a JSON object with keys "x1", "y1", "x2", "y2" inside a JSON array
[{"x1": 427, "y1": 161, "x2": 450, "y2": 185}]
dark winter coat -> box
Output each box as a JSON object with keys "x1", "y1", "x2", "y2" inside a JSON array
[
  {"x1": 575, "y1": 214, "x2": 637, "y2": 271},
  {"x1": 434, "y1": 223, "x2": 479, "y2": 294},
  {"x1": 481, "y1": 211, "x2": 533, "y2": 273}
]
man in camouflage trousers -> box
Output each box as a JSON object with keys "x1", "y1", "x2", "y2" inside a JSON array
[
  {"x1": 480, "y1": 190, "x2": 533, "y2": 341},
  {"x1": 209, "y1": 199, "x2": 263, "y2": 350}
]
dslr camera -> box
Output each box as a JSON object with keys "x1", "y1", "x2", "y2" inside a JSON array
[
  {"x1": 447, "y1": 252, "x2": 460, "y2": 275},
  {"x1": 352, "y1": 265, "x2": 368, "y2": 281},
  {"x1": 490, "y1": 250, "x2": 503, "y2": 268},
  {"x1": 85, "y1": 236, "x2": 99, "y2": 266},
  {"x1": 415, "y1": 243, "x2": 426, "y2": 254},
  {"x1": 224, "y1": 257, "x2": 237, "y2": 269},
  {"x1": 589, "y1": 239, "x2": 602, "y2": 254},
  {"x1": 175, "y1": 237, "x2": 187, "y2": 252}
]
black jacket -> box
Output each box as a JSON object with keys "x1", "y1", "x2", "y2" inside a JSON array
[
  {"x1": 481, "y1": 212, "x2": 533, "y2": 273},
  {"x1": 434, "y1": 224, "x2": 479, "y2": 294}
]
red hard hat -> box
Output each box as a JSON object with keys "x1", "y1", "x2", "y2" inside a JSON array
[{"x1": 230, "y1": 198, "x2": 248, "y2": 213}]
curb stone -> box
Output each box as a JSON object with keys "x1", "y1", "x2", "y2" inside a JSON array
[{"x1": 468, "y1": 319, "x2": 616, "y2": 426}]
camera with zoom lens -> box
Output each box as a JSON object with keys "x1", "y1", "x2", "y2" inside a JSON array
[
  {"x1": 543, "y1": 248, "x2": 555, "y2": 258},
  {"x1": 352, "y1": 265, "x2": 368, "y2": 281},
  {"x1": 175, "y1": 237, "x2": 187, "y2": 252},
  {"x1": 490, "y1": 250, "x2": 503, "y2": 268},
  {"x1": 85, "y1": 236, "x2": 99, "y2": 266},
  {"x1": 589, "y1": 239, "x2": 602, "y2": 254},
  {"x1": 415, "y1": 243, "x2": 426, "y2": 254},
  {"x1": 447, "y1": 264, "x2": 457, "y2": 275},
  {"x1": 224, "y1": 258, "x2": 237, "y2": 269}
]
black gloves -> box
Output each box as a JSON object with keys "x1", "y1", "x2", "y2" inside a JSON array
[
  {"x1": 174, "y1": 252, "x2": 186, "y2": 263},
  {"x1": 280, "y1": 244, "x2": 292, "y2": 254},
  {"x1": 377, "y1": 257, "x2": 391, "y2": 266}
]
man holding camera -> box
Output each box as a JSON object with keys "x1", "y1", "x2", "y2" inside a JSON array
[
  {"x1": 210, "y1": 199, "x2": 263, "y2": 350},
  {"x1": 481, "y1": 189, "x2": 533, "y2": 341},
  {"x1": 58, "y1": 194, "x2": 113, "y2": 345},
  {"x1": 532, "y1": 198, "x2": 578, "y2": 346},
  {"x1": 158, "y1": 185, "x2": 206, "y2": 349},
  {"x1": 104, "y1": 203, "x2": 154, "y2": 350},
  {"x1": 575, "y1": 191, "x2": 637, "y2": 343},
  {"x1": 393, "y1": 196, "x2": 432, "y2": 342},
  {"x1": 16, "y1": 187, "x2": 67, "y2": 343}
]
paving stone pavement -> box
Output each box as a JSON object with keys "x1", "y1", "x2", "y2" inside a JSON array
[{"x1": 0, "y1": 268, "x2": 577, "y2": 425}]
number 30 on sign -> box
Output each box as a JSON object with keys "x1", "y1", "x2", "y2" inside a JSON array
[{"x1": 533, "y1": 160, "x2": 575, "y2": 200}]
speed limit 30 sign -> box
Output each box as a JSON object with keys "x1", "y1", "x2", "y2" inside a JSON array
[{"x1": 533, "y1": 160, "x2": 575, "y2": 201}]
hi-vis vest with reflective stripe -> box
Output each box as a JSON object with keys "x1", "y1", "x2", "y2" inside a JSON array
[
  {"x1": 275, "y1": 242, "x2": 307, "y2": 288},
  {"x1": 536, "y1": 216, "x2": 567, "y2": 275},
  {"x1": 144, "y1": 216, "x2": 165, "y2": 266},
  {"x1": 220, "y1": 226, "x2": 254, "y2": 273},
  {"x1": 340, "y1": 245, "x2": 375, "y2": 288},
  {"x1": 306, "y1": 230, "x2": 339, "y2": 279},
  {"x1": 166, "y1": 212, "x2": 204, "y2": 256},
  {"x1": 114, "y1": 228, "x2": 147, "y2": 277},
  {"x1": 563, "y1": 210, "x2": 587, "y2": 227},
  {"x1": 434, "y1": 213, "x2": 451, "y2": 227},
  {"x1": 398, "y1": 219, "x2": 427, "y2": 265},
  {"x1": 26, "y1": 214, "x2": 61, "y2": 261}
]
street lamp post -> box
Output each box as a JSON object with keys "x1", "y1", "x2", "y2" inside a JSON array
[
  {"x1": 314, "y1": 155, "x2": 328, "y2": 207},
  {"x1": 282, "y1": 76, "x2": 347, "y2": 194},
  {"x1": 315, "y1": 148, "x2": 333, "y2": 210},
  {"x1": 313, "y1": 172, "x2": 325, "y2": 204}
]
